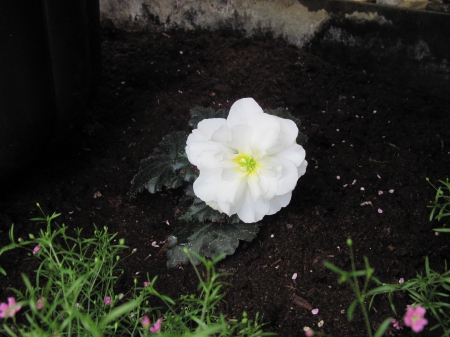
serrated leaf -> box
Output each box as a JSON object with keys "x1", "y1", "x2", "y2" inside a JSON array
[
  {"x1": 130, "y1": 131, "x2": 197, "y2": 196},
  {"x1": 188, "y1": 107, "x2": 228, "y2": 129},
  {"x1": 166, "y1": 222, "x2": 260, "y2": 268},
  {"x1": 263, "y1": 108, "x2": 308, "y2": 146},
  {"x1": 176, "y1": 186, "x2": 240, "y2": 224}
]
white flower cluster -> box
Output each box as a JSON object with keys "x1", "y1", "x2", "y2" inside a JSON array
[{"x1": 186, "y1": 98, "x2": 307, "y2": 223}]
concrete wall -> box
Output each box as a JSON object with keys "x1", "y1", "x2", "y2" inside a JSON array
[
  {"x1": 99, "y1": 0, "x2": 450, "y2": 100},
  {"x1": 99, "y1": 0, "x2": 330, "y2": 48}
]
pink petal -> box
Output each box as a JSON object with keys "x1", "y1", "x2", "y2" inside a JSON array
[
  {"x1": 311, "y1": 308, "x2": 319, "y2": 315},
  {"x1": 292, "y1": 273, "x2": 298, "y2": 280},
  {"x1": 336, "y1": 176, "x2": 340, "y2": 180},
  {"x1": 378, "y1": 208, "x2": 383, "y2": 214}
]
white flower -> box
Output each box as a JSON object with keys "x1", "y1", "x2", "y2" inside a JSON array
[{"x1": 185, "y1": 98, "x2": 307, "y2": 223}]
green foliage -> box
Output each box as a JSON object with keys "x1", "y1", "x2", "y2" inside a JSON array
[
  {"x1": 427, "y1": 178, "x2": 450, "y2": 232},
  {"x1": 369, "y1": 257, "x2": 450, "y2": 336},
  {"x1": 166, "y1": 222, "x2": 260, "y2": 268},
  {"x1": 324, "y1": 239, "x2": 391, "y2": 337},
  {"x1": 0, "y1": 206, "x2": 273, "y2": 337},
  {"x1": 130, "y1": 131, "x2": 196, "y2": 196}
]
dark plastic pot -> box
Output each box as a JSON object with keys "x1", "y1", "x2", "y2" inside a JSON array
[{"x1": 0, "y1": 0, "x2": 100, "y2": 182}]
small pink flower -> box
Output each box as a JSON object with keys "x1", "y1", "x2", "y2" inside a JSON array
[
  {"x1": 141, "y1": 316, "x2": 151, "y2": 329},
  {"x1": 143, "y1": 281, "x2": 150, "y2": 287},
  {"x1": 292, "y1": 273, "x2": 298, "y2": 280},
  {"x1": 150, "y1": 318, "x2": 163, "y2": 333},
  {"x1": 311, "y1": 308, "x2": 319, "y2": 315},
  {"x1": 0, "y1": 297, "x2": 21, "y2": 318},
  {"x1": 104, "y1": 296, "x2": 111, "y2": 306},
  {"x1": 391, "y1": 319, "x2": 403, "y2": 330},
  {"x1": 404, "y1": 305, "x2": 428, "y2": 333},
  {"x1": 32, "y1": 246, "x2": 40, "y2": 255},
  {"x1": 37, "y1": 297, "x2": 45, "y2": 310}
]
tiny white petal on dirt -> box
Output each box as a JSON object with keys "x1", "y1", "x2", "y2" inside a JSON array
[
  {"x1": 151, "y1": 241, "x2": 160, "y2": 248},
  {"x1": 378, "y1": 208, "x2": 383, "y2": 214},
  {"x1": 303, "y1": 326, "x2": 312, "y2": 332},
  {"x1": 165, "y1": 220, "x2": 170, "y2": 225},
  {"x1": 377, "y1": 174, "x2": 381, "y2": 179},
  {"x1": 360, "y1": 187, "x2": 365, "y2": 191},
  {"x1": 352, "y1": 179, "x2": 357, "y2": 185},
  {"x1": 68, "y1": 211, "x2": 74, "y2": 215},
  {"x1": 311, "y1": 309, "x2": 319, "y2": 315},
  {"x1": 270, "y1": 234, "x2": 274, "y2": 238},
  {"x1": 389, "y1": 189, "x2": 394, "y2": 193},
  {"x1": 378, "y1": 190, "x2": 383, "y2": 195},
  {"x1": 292, "y1": 273, "x2": 298, "y2": 280},
  {"x1": 180, "y1": 51, "x2": 183, "y2": 54},
  {"x1": 318, "y1": 320, "x2": 324, "y2": 328},
  {"x1": 336, "y1": 129, "x2": 339, "y2": 132},
  {"x1": 373, "y1": 110, "x2": 377, "y2": 113},
  {"x1": 435, "y1": 232, "x2": 439, "y2": 236},
  {"x1": 399, "y1": 278, "x2": 404, "y2": 284},
  {"x1": 356, "y1": 115, "x2": 359, "y2": 118},
  {"x1": 343, "y1": 184, "x2": 348, "y2": 187},
  {"x1": 336, "y1": 176, "x2": 340, "y2": 180}
]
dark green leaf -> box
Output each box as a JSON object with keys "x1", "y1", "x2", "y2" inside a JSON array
[
  {"x1": 130, "y1": 131, "x2": 197, "y2": 196},
  {"x1": 166, "y1": 222, "x2": 260, "y2": 268}
]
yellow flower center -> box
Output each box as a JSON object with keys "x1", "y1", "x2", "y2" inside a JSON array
[{"x1": 234, "y1": 154, "x2": 260, "y2": 174}]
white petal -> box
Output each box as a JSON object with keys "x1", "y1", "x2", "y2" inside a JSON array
[
  {"x1": 196, "y1": 118, "x2": 227, "y2": 139},
  {"x1": 297, "y1": 160, "x2": 308, "y2": 178},
  {"x1": 267, "y1": 192, "x2": 292, "y2": 215},
  {"x1": 278, "y1": 161, "x2": 300, "y2": 195},
  {"x1": 237, "y1": 189, "x2": 270, "y2": 223},
  {"x1": 227, "y1": 98, "x2": 264, "y2": 127},
  {"x1": 275, "y1": 144, "x2": 306, "y2": 167}
]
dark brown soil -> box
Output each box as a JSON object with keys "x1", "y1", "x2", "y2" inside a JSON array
[{"x1": 1, "y1": 25, "x2": 449, "y2": 336}]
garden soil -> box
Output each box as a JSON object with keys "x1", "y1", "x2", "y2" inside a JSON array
[{"x1": 1, "y1": 24, "x2": 450, "y2": 336}]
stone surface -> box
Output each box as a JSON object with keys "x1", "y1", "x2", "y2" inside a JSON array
[
  {"x1": 99, "y1": 0, "x2": 330, "y2": 48},
  {"x1": 426, "y1": 2, "x2": 450, "y2": 11},
  {"x1": 377, "y1": 0, "x2": 404, "y2": 6}
]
